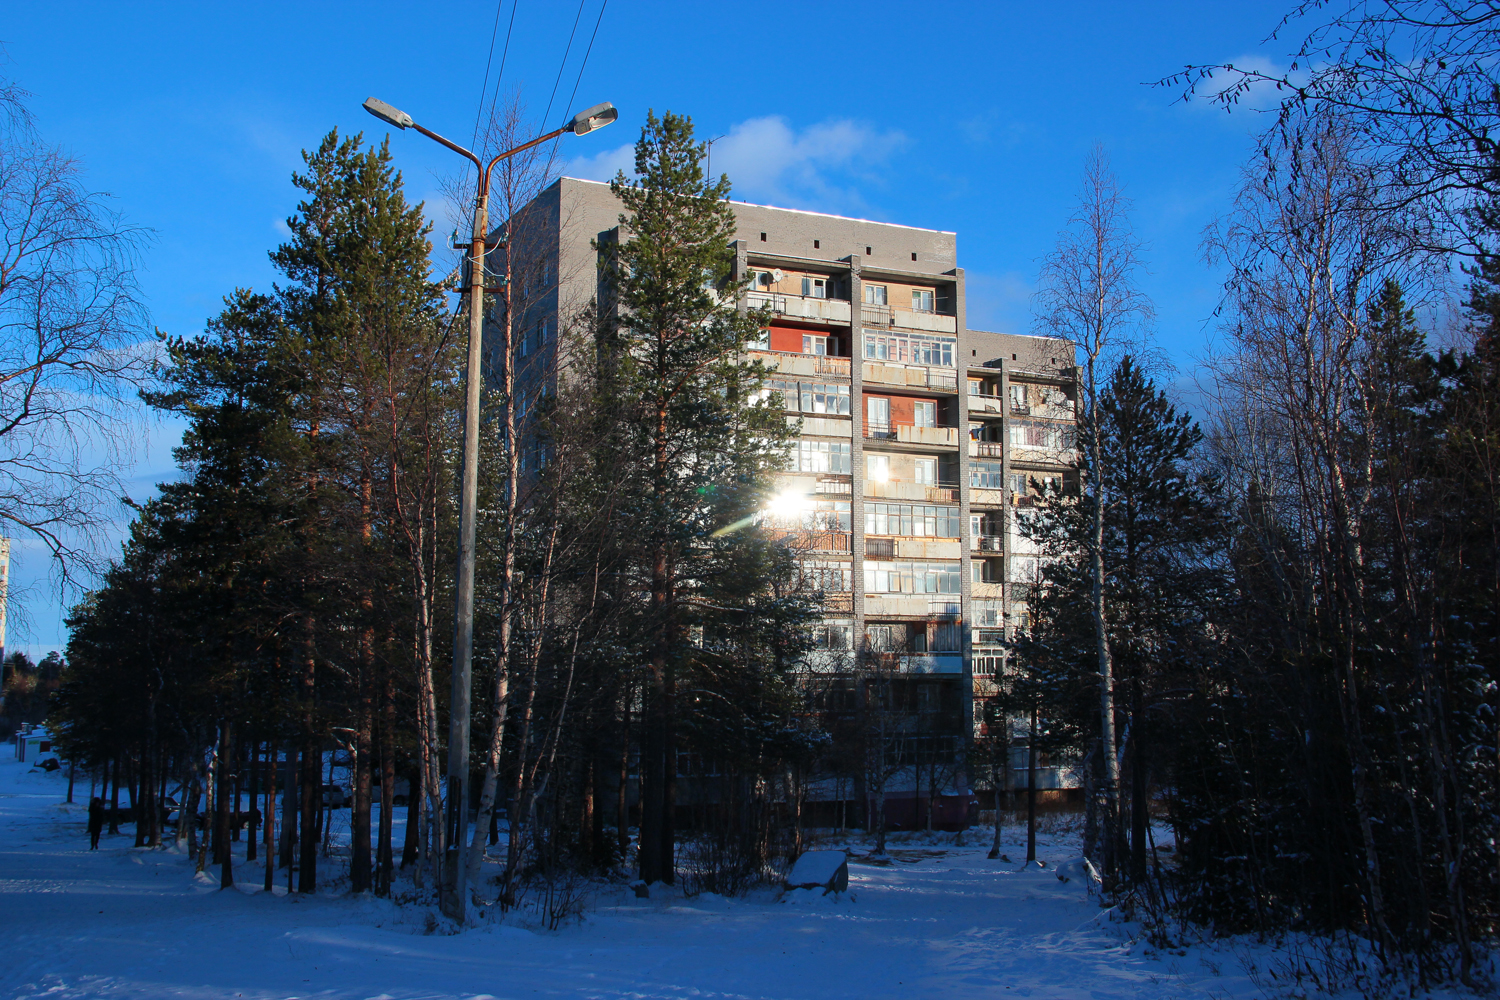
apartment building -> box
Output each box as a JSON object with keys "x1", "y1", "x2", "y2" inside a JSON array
[{"x1": 499, "y1": 177, "x2": 1078, "y2": 821}]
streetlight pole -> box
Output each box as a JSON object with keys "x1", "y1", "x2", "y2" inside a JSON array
[{"x1": 362, "y1": 96, "x2": 617, "y2": 922}]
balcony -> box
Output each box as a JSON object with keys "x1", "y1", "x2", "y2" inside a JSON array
[
  {"x1": 969, "y1": 486, "x2": 1008, "y2": 507},
  {"x1": 896, "y1": 425, "x2": 958, "y2": 447},
  {"x1": 967, "y1": 394, "x2": 1005, "y2": 415},
  {"x1": 899, "y1": 654, "x2": 964, "y2": 675},
  {"x1": 784, "y1": 531, "x2": 851, "y2": 553},
  {"x1": 863, "y1": 361, "x2": 958, "y2": 392},
  {"x1": 860, "y1": 304, "x2": 957, "y2": 334},
  {"x1": 748, "y1": 290, "x2": 852, "y2": 325},
  {"x1": 865, "y1": 537, "x2": 962, "y2": 560},
  {"x1": 972, "y1": 581, "x2": 1005, "y2": 599},
  {"x1": 749, "y1": 350, "x2": 852, "y2": 380},
  {"x1": 864, "y1": 479, "x2": 959, "y2": 503},
  {"x1": 864, "y1": 595, "x2": 962, "y2": 619},
  {"x1": 972, "y1": 534, "x2": 1004, "y2": 553},
  {"x1": 968, "y1": 441, "x2": 1004, "y2": 459}
]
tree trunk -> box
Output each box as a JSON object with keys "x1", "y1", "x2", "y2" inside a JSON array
[
  {"x1": 617, "y1": 692, "x2": 630, "y2": 855},
  {"x1": 298, "y1": 623, "x2": 318, "y2": 893},
  {"x1": 217, "y1": 722, "x2": 234, "y2": 888},
  {"x1": 246, "y1": 738, "x2": 259, "y2": 862},
  {"x1": 352, "y1": 668, "x2": 374, "y2": 892},
  {"x1": 263, "y1": 738, "x2": 276, "y2": 892},
  {"x1": 639, "y1": 675, "x2": 667, "y2": 883},
  {"x1": 198, "y1": 749, "x2": 216, "y2": 875},
  {"x1": 108, "y1": 756, "x2": 121, "y2": 835},
  {"x1": 377, "y1": 664, "x2": 396, "y2": 896},
  {"x1": 1026, "y1": 702, "x2": 1037, "y2": 864},
  {"x1": 279, "y1": 744, "x2": 297, "y2": 870},
  {"x1": 1129, "y1": 684, "x2": 1148, "y2": 885},
  {"x1": 402, "y1": 764, "x2": 420, "y2": 869}
]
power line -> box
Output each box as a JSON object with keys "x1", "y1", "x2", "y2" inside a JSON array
[
  {"x1": 541, "y1": 0, "x2": 587, "y2": 128},
  {"x1": 562, "y1": 0, "x2": 609, "y2": 127},
  {"x1": 471, "y1": 0, "x2": 507, "y2": 151},
  {"x1": 483, "y1": 0, "x2": 521, "y2": 144}
]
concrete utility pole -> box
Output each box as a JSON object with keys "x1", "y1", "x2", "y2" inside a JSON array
[{"x1": 361, "y1": 96, "x2": 616, "y2": 923}]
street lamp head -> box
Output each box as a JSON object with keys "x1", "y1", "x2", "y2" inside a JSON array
[
  {"x1": 363, "y1": 97, "x2": 414, "y2": 130},
  {"x1": 567, "y1": 102, "x2": 618, "y2": 136}
]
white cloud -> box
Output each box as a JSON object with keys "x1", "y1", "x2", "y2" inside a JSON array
[
  {"x1": 564, "y1": 115, "x2": 908, "y2": 212},
  {"x1": 566, "y1": 141, "x2": 636, "y2": 184}
]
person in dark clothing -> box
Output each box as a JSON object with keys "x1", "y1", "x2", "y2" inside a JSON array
[{"x1": 87, "y1": 797, "x2": 105, "y2": 849}]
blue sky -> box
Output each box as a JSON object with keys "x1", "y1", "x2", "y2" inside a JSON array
[{"x1": 3, "y1": 0, "x2": 1297, "y2": 653}]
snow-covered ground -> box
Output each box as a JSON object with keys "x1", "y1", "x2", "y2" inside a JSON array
[{"x1": 0, "y1": 745, "x2": 1467, "y2": 1000}]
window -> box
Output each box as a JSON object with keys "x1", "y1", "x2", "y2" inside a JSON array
[
  {"x1": 913, "y1": 399, "x2": 936, "y2": 428},
  {"x1": 1008, "y1": 473, "x2": 1028, "y2": 495},
  {"x1": 917, "y1": 684, "x2": 938, "y2": 712},
  {"x1": 813, "y1": 239, "x2": 821, "y2": 249},
  {"x1": 911, "y1": 252, "x2": 918, "y2": 262},
  {"x1": 972, "y1": 600, "x2": 1003, "y2": 627},
  {"x1": 969, "y1": 379, "x2": 982, "y2": 396},
  {"x1": 866, "y1": 625, "x2": 896, "y2": 651},
  {"x1": 760, "y1": 232, "x2": 767, "y2": 242},
  {"x1": 866, "y1": 396, "x2": 890, "y2": 433},
  {"x1": 864, "y1": 284, "x2": 888, "y2": 305},
  {"x1": 1009, "y1": 384, "x2": 1029, "y2": 411},
  {"x1": 911, "y1": 289, "x2": 935, "y2": 312},
  {"x1": 972, "y1": 559, "x2": 1002, "y2": 584},
  {"x1": 757, "y1": 378, "x2": 796, "y2": 409},
  {"x1": 798, "y1": 382, "x2": 851, "y2": 415},
  {"x1": 811, "y1": 622, "x2": 853, "y2": 648},
  {"x1": 866, "y1": 453, "x2": 890, "y2": 482},
  {"x1": 748, "y1": 270, "x2": 769, "y2": 289},
  {"x1": 913, "y1": 457, "x2": 937, "y2": 485},
  {"x1": 863, "y1": 560, "x2": 963, "y2": 594},
  {"x1": 802, "y1": 276, "x2": 827, "y2": 298},
  {"x1": 932, "y1": 622, "x2": 961, "y2": 651},
  {"x1": 1009, "y1": 419, "x2": 1075, "y2": 451},
  {"x1": 865, "y1": 245, "x2": 872, "y2": 255},
  {"x1": 970, "y1": 460, "x2": 1005, "y2": 489},
  {"x1": 790, "y1": 440, "x2": 851, "y2": 474},
  {"x1": 769, "y1": 498, "x2": 850, "y2": 532},
  {"x1": 803, "y1": 334, "x2": 829, "y2": 355},
  {"x1": 517, "y1": 318, "x2": 547, "y2": 357},
  {"x1": 862, "y1": 331, "x2": 955, "y2": 367},
  {"x1": 866, "y1": 502, "x2": 960, "y2": 537},
  {"x1": 802, "y1": 562, "x2": 853, "y2": 593},
  {"x1": 1010, "y1": 554, "x2": 1041, "y2": 586}
]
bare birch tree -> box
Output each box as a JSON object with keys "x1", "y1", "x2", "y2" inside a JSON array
[
  {"x1": 0, "y1": 80, "x2": 151, "y2": 580},
  {"x1": 1202, "y1": 116, "x2": 1431, "y2": 954},
  {"x1": 1033, "y1": 145, "x2": 1151, "y2": 879}
]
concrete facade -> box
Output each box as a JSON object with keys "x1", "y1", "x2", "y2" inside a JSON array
[{"x1": 494, "y1": 177, "x2": 1079, "y2": 813}]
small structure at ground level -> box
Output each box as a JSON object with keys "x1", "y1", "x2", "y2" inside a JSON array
[{"x1": 785, "y1": 850, "x2": 849, "y2": 894}]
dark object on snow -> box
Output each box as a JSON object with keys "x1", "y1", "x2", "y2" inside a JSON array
[
  {"x1": 785, "y1": 850, "x2": 849, "y2": 894},
  {"x1": 631, "y1": 880, "x2": 649, "y2": 899},
  {"x1": 87, "y1": 797, "x2": 104, "y2": 849}
]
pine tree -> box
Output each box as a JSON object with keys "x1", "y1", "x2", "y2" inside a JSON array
[
  {"x1": 602, "y1": 110, "x2": 793, "y2": 884},
  {"x1": 1019, "y1": 356, "x2": 1225, "y2": 887}
]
